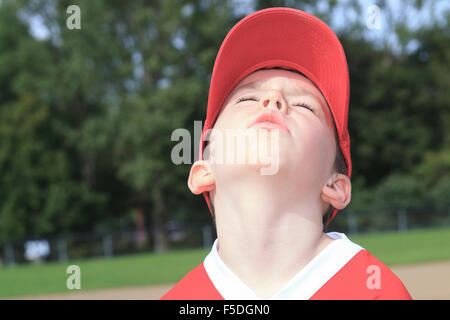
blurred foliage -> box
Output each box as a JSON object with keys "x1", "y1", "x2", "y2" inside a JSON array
[{"x1": 0, "y1": 0, "x2": 448, "y2": 247}]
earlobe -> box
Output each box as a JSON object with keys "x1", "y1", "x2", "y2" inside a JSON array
[
  {"x1": 188, "y1": 160, "x2": 216, "y2": 195},
  {"x1": 321, "y1": 174, "x2": 351, "y2": 210}
]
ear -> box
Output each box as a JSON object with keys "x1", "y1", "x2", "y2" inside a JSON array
[
  {"x1": 320, "y1": 174, "x2": 351, "y2": 210},
  {"x1": 188, "y1": 160, "x2": 216, "y2": 195}
]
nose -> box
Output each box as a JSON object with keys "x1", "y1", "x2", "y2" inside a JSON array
[{"x1": 260, "y1": 90, "x2": 288, "y2": 113}]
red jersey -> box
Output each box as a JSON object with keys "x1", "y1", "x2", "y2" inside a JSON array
[{"x1": 161, "y1": 232, "x2": 411, "y2": 300}]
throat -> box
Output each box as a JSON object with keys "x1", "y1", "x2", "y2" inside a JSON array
[{"x1": 215, "y1": 229, "x2": 335, "y2": 299}]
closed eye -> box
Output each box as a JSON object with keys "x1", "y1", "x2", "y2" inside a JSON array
[
  {"x1": 236, "y1": 96, "x2": 258, "y2": 103},
  {"x1": 292, "y1": 102, "x2": 314, "y2": 112},
  {"x1": 236, "y1": 96, "x2": 314, "y2": 113}
]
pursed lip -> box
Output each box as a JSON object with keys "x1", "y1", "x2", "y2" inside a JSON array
[{"x1": 248, "y1": 110, "x2": 290, "y2": 132}]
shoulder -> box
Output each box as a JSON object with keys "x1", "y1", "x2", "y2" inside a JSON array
[
  {"x1": 311, "y1": 249, "x2": 412, "y2": 300},
  {"x1": 160, "y1": 263, "x2": 224, "y2": 300}
]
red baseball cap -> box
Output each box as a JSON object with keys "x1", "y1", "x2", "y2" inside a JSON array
[{"x1": 198, "y1": 7, "x2": 351, "y2": 223}]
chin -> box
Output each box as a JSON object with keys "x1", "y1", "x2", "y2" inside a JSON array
[
  {"x1": 216, "y1": 127, "x2": 290, "y2": 172},
  {"x1": 245, "y1": 138, "x2": 289, "y2": 176}
]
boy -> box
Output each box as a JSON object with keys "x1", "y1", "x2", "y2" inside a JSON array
[{"x1": 162, "y1": 7, "x2": 411, "y2": 300}]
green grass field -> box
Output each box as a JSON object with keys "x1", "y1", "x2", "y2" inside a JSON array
[{"x1": 1, "y1": 227, "x2": 450, "y2": 299}]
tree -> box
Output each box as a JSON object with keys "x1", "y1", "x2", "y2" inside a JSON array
[{"x1": 0, "y1": 0, "x2": 106, "y2": 241}]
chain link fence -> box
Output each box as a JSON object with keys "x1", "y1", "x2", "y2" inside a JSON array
[
  {"x1": 0, "y1": 222, "x2": 216, "y2": 267},
  {"x1": 1, "y1": 204, "x2": 449, "y2": 267},
  {"x1": 330, "y1": 204, "x2": 450, "y2": 234}
]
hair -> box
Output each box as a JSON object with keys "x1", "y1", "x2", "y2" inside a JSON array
[{"x1": 204, "y1": 67, "x2": 348, "y2": 231}]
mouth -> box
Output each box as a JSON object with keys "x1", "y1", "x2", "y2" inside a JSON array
[{"x1": 248, "y1": 110, "x2": 290, "y2": 132}]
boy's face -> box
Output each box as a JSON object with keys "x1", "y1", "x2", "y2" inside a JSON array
[{"x1": 208, "y1": 68, "x2": 337, "y2": 192}]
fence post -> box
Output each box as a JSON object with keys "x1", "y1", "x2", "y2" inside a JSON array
[
  {"x1": 397, "y1": 208, "x2": 408, "y2": 232},
  {"x1": 57, "y1": 238, "x2": 68, "y2": 262},
  {"x1": 4, "y1": 243, "x2": 14, "y2": 266},
  {"x1": 347, "y1": 212, "x2": 358, "y2": 235},
  {"x1": 202, "y1": 225, "x2": 213, "y2": 249},
  {"x1": 103, "y1": 234, "x2": 113, "y2": 258}
]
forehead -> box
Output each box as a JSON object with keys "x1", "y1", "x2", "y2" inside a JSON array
[
  {"x1": 222, "y1": 69, "x2": 332, "y2": 119},
  {"x1": 234, "y1": 69, "x2": 317, "y2": 94}
]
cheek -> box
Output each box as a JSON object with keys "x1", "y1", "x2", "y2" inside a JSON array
[
  {"x1": 291, "y1": 120, "x2": 335, "y2": 175},
  {"x1": 216, "y1": 105, "x2": 251, "y2": 130},
  {"x1": 212, "y1": 107, "x2": 255, "y2": 149}
]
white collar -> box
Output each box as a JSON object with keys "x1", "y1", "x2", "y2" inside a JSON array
[{"x1": 203, "y1": 232, "x2": 363, "y2": 300}]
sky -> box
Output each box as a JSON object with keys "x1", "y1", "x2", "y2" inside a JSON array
[{"x1": 24, "y1": 0, "x2": 450, "y2": 54}]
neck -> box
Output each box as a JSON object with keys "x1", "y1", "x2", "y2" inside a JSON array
[{"x1": 212, "y1": 174, "x2": 333, "y2": 299}]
